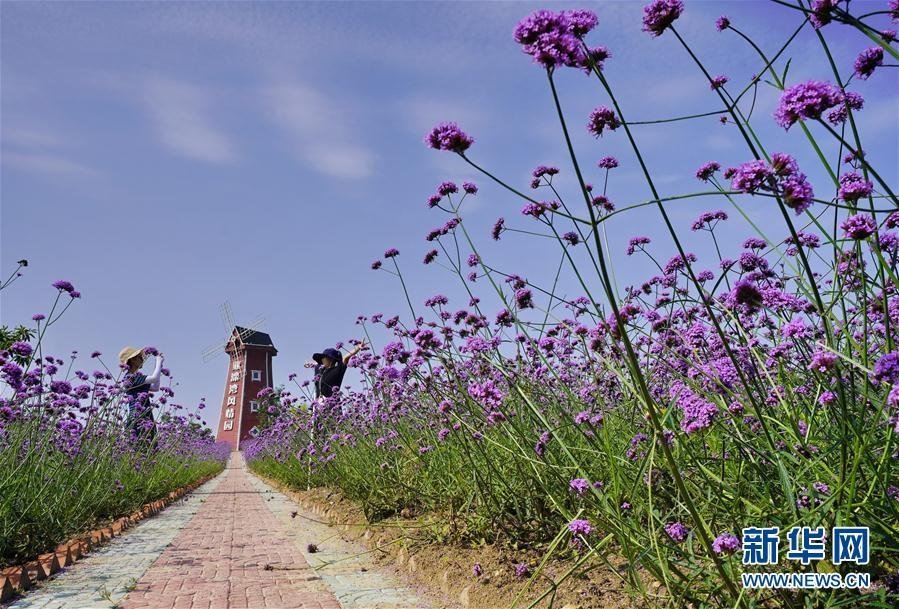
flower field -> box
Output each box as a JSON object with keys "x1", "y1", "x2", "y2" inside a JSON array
[
  {"x1": 246, "y1": 2, "x2": 899, "y2": 607},
  {"x1": 0, "y1": 273, "x2": 229, "y2": 569}
]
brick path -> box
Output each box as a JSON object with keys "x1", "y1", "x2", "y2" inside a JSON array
[{"x1": 8, "y1": 452, "x2": 429, "y2": 609}]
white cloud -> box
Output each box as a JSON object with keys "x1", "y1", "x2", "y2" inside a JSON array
[
  {"x1": 142, "y1": 76, "x2": 237, "y2": 164},
  {"x1": 262, "y1": 82, "x2": 374, "y2": 179},
  {"x1": 2, "y1": 151, "x2": 99, "y2": 177}
]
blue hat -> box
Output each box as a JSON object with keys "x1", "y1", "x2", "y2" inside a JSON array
[{"x1": 312, "y1": 347, "x2": 341, "y2": 364}]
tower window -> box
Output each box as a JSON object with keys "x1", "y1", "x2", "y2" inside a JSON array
[
  {"x1": 251, "y1": 369, "x2": 262, "y2": 381},
  {"x1": 248, "y1": 426, "x2": 259, "y2": 437},
  {"x1": 250, "y1": 400, "x2": 259, "y2": 412}
]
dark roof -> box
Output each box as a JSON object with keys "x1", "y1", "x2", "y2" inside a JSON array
[{"x1": 232, "y1": 326, "x2": 275, "y2": 347}]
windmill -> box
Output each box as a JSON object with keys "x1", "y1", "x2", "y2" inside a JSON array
[{"x1": 202, "y1": 301, "x2": 267, "y2": 363}]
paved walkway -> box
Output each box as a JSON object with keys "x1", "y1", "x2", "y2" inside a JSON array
[{"x1": 6, "y1": 452, "x2": 429, "y2": 609}]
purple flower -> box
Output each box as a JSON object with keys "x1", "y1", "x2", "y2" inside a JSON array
[
  {"x1": 715, "y1": 15, "x2": 730, "y2": 31},
  {"x1": 713, "y1": 533, "x2": 740, "y2": 555},
  {"x1": 513, "y1": 10, "x2": 598, "y2": 68},
  {"x1": 473, "y1": 563, "x2": 483, "y2": 577},
  {"x1": 515, "y1": 288, "x2": 533, "y2": 309},
  {"x1": 514, "y1": 563, "x2": 531, "y2": 578},
  {"x1": 437, "y1": 181, "x2": 458, "y2": 196},
  {"x1": 691, "y1": 210, "x2": 727, "y2": 231},
  {"x1": 562, "y1": 231, "x2": 580, "y2": 246},
  {"x1": 664, "y1": 522, "x2": 689, "y2": 543},
  {"x1": 837, "y1": 172, "x2": 873, "y2": 203},
  {"x1": 882, "y1": 29, "x2": 896, "y2": 43},
  {"x1": 696, "y1": 161, "x2": 720, "y2": 181},
  {"x1": 90, "y1": 351, "x2": 101, "y2": 358},
  {"x1": 32, "y1": 313, "x2": 45, "y2": 321},
  {"x1": 642, "y1": 0, "x2": 684, "y2": 37},
  {"x1": 826, "y1": 91, "x2": 864, "y2": 125},
  {"x1": 626, "y1": 236, "x2": 650, "y2": 256},
  {"x1": 729, "y1": 279, "x2": 763, "y2": 311},
  {"x1": 587, "y1": 106, "x2": 621, "y2": 137},
  {"x1": 840, "y1": 214, "x2": 876, "y2": 240},
  {"x1": 874, "y1": 353, "x2": 899, "y2": 385},
  {"x1": 774, "y1": 80, "x2": 843, "y2": 130},
  {"x1": 892, "y1": 0, "x2": 899, "y2": 22},
  {"x1": 730, "y1": 159, "x2": 773, "y2": 192},
  {"x1": 598, "y1": 156, "x2": 619, "y2": 169},
  {"x1": 423, "y1": 250, "x2": 438, "y2": 264},
  {"x1": 371, "y1": 260, "x2": 382, "y2": 270},
  {"x1": 673, "y1": 382, "x2": 719, "y2": 433},
  {"x1": 710, "y1": 74, "x2": 728, "y2": 90},
  {"x1": 809, "y1": 350, "x2": 838, "y2": 373},
  {"x1": 813, "y1": 481, "x2": 830, "y2": 495},
  {"x1": 8, "y1": 341, "x2": 33, "y2": 357},
  {"x1": 854, "y1": 47, "x2": 884, "y2": 80},
  {"x1": 568, "y1": 519, "x2": 592, "y2": 536},
  {"x1": 463, "y1": 182, "x2": 478, "y2": 194},
  {"x1": 491, "y1": 218, "x2": 505, "y2": 241},
  {"x1": 569, "y1": 478, "x2": 589, "y2": 495},
  {"x1": 810, "y1": 0, "x2": 837, "y2": 28},
  {"x1": 52, "y1": 280, "x2": 75, "y2": 293},
  {"x1": 425, "y1": 122, "x2": 474, "y2": 153},
  {"x1": 384, "y1": 248, "x2": 400, "y2": 258},
  {"x1": 427, "y1": 194, "x2": 441, "y2": 208}
]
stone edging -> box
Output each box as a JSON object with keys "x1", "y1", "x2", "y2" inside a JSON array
[{"x1": 0, "y1": 470, "x2": 221, "y2": 604}]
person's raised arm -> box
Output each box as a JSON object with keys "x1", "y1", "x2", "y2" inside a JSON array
[
  {"x1": 343, "y1": 340, "x2": 367, "y2": 366},
  {"x1": 145, "y1": 354, "x2": 164, "y2": 391}
]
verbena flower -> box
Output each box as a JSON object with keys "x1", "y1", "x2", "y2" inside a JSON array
[
  {"x1": 514, "y1": 563, "x2": 531, "y2": 578},
  {"x1": 371, "y1": 260, "x2": 382, "y2": 270},
  {"x1": 715, "y1": 15, "x2": 730, "y2": 31},
  {"x1": 569, "y1": 478, "x2": 589, "y2": 495},
  {"x1": 587, "y1": 106, "x2": 621, "y2": 137},
  {"x1": 598, "y1": 156, "x2": 619, "y2": 169},
  {"x1": 513, "y1": 9, "x2": 598, "y2": 68},
  {"x1": 774, "y1": 80, "x2": 843, "y2": 130},
  {"x1": 710, "y1": 75, "x2": 728, "y2": 89},
  {"x1": 840, "y1": 214, "x2": 876, "y2": 240},
  {"x1": 568, "y1": 519, "x2": 592, "y2": 536},
  {"x1": 463, "y1": 182, "x2": 478, "y2": 194},
  {"x1": 52, "y1": 280, "x2": 75, "y2": 293},
  {"x1": 626, "y1": 236, "x2": 650, "y2": 256},
  {"x1": 837, "y1": 172, "x2": 873, "y2": 202},
  {"x1": 491, "y1": 218, "x2": 505, "y2": 240},
  {"x1": 384, "y1": 248, "x2": 400, "y2": 258},
  {"x1": 438, "y1": 181, "x2": 458, "y2": 196},
  {"x1": 473, "y1": 563, "x2": 483, "y2": 577},
  {"x1": 665, "y1": 522, "x2": 689, "y2": 543},
  {"x1": 854, "y1": 47, "x2": 884, "y2": 80},
  {"x1": 713, "y1": 533, "x2": 740, "y2": 555},
  {"x1": 696, "y1": 161, "x2": 720, "y2": 181},
  {"x1": 642, "y1": 0, "x2": 684, "y2": 37},
  {"x1": 691, "y1": 210, "x2": 727, "y2": 231},
  {"x1": 826, "y1": 91, "x2": 864, "y2": 125},
  {"x1": 425, "y1": 122, "x2": 474, "y2": 152}
]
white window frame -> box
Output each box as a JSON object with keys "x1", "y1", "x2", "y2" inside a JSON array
[
  {"x1": 248, "y1": 426, "x2": 259, "y2": 437},
  {"x1": 250, "y1": 400, "x2": 259, "y2": 413},
  {"x1": 251, "y1": 369, "x2": 261, "y2": 381}
]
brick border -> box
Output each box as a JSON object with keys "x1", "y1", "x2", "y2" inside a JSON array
[{"x1": 0, "y1": 470, "x2": 222, "y2": 604}]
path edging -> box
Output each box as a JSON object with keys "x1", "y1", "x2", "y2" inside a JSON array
[{"x1": 0, "y1": 468, "x2": 223, "y2": 604}]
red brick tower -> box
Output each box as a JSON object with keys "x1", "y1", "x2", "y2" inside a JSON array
[{"x1": 215, "y1": 327, "x2": 277, "y2": 451}]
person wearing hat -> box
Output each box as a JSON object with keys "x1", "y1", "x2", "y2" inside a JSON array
[
  {"x1": 304, "y1": 340, "x2": 367, "y2": 400},
  {"x1": 118, "y1": 346, "x2": 164, "y2": 451}
]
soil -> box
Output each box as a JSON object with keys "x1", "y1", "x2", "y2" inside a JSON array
[{"x1": 262, "y1": 479, "x2": 664, "y2": 609}]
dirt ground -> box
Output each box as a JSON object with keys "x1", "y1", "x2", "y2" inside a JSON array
[{"x1": 263, "y1": 479, "x2": 663, "y2": 609}]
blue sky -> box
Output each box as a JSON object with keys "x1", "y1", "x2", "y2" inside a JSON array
[{"x1": 2, "y1": 1, "x2": 896, "y2": 429}]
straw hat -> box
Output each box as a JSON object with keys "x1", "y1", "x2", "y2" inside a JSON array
[{"x1": 118, "y1": 346, "x2": 144, "y2": 365}]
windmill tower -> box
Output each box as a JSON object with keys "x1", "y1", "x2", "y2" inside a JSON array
[{"x1": 203, "y1": 303, "x2": 276, "y2": 451}]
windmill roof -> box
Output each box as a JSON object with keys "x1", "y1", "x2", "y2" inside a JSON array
[{"x1": 233, "y1": 326, "x2": 275, "y2": 347}]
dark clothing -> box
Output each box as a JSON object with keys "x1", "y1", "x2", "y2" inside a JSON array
[
  {"x1": 124, "y1": 372, "x2": 159, "y2": 451},
  {"x1": 314, "y1": 361, "x2": 347, "y2": 398}
]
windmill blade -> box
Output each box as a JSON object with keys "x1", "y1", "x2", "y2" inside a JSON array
[
  {"x1": 236, "y1": 316, "x2": 266, "y2": 341},
  {"x1": 202, "y1": 343, "x2": 227, "y2": 362},
  {"x1": 221, "y1": 301, "x2": 236, "y2": 333}
]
